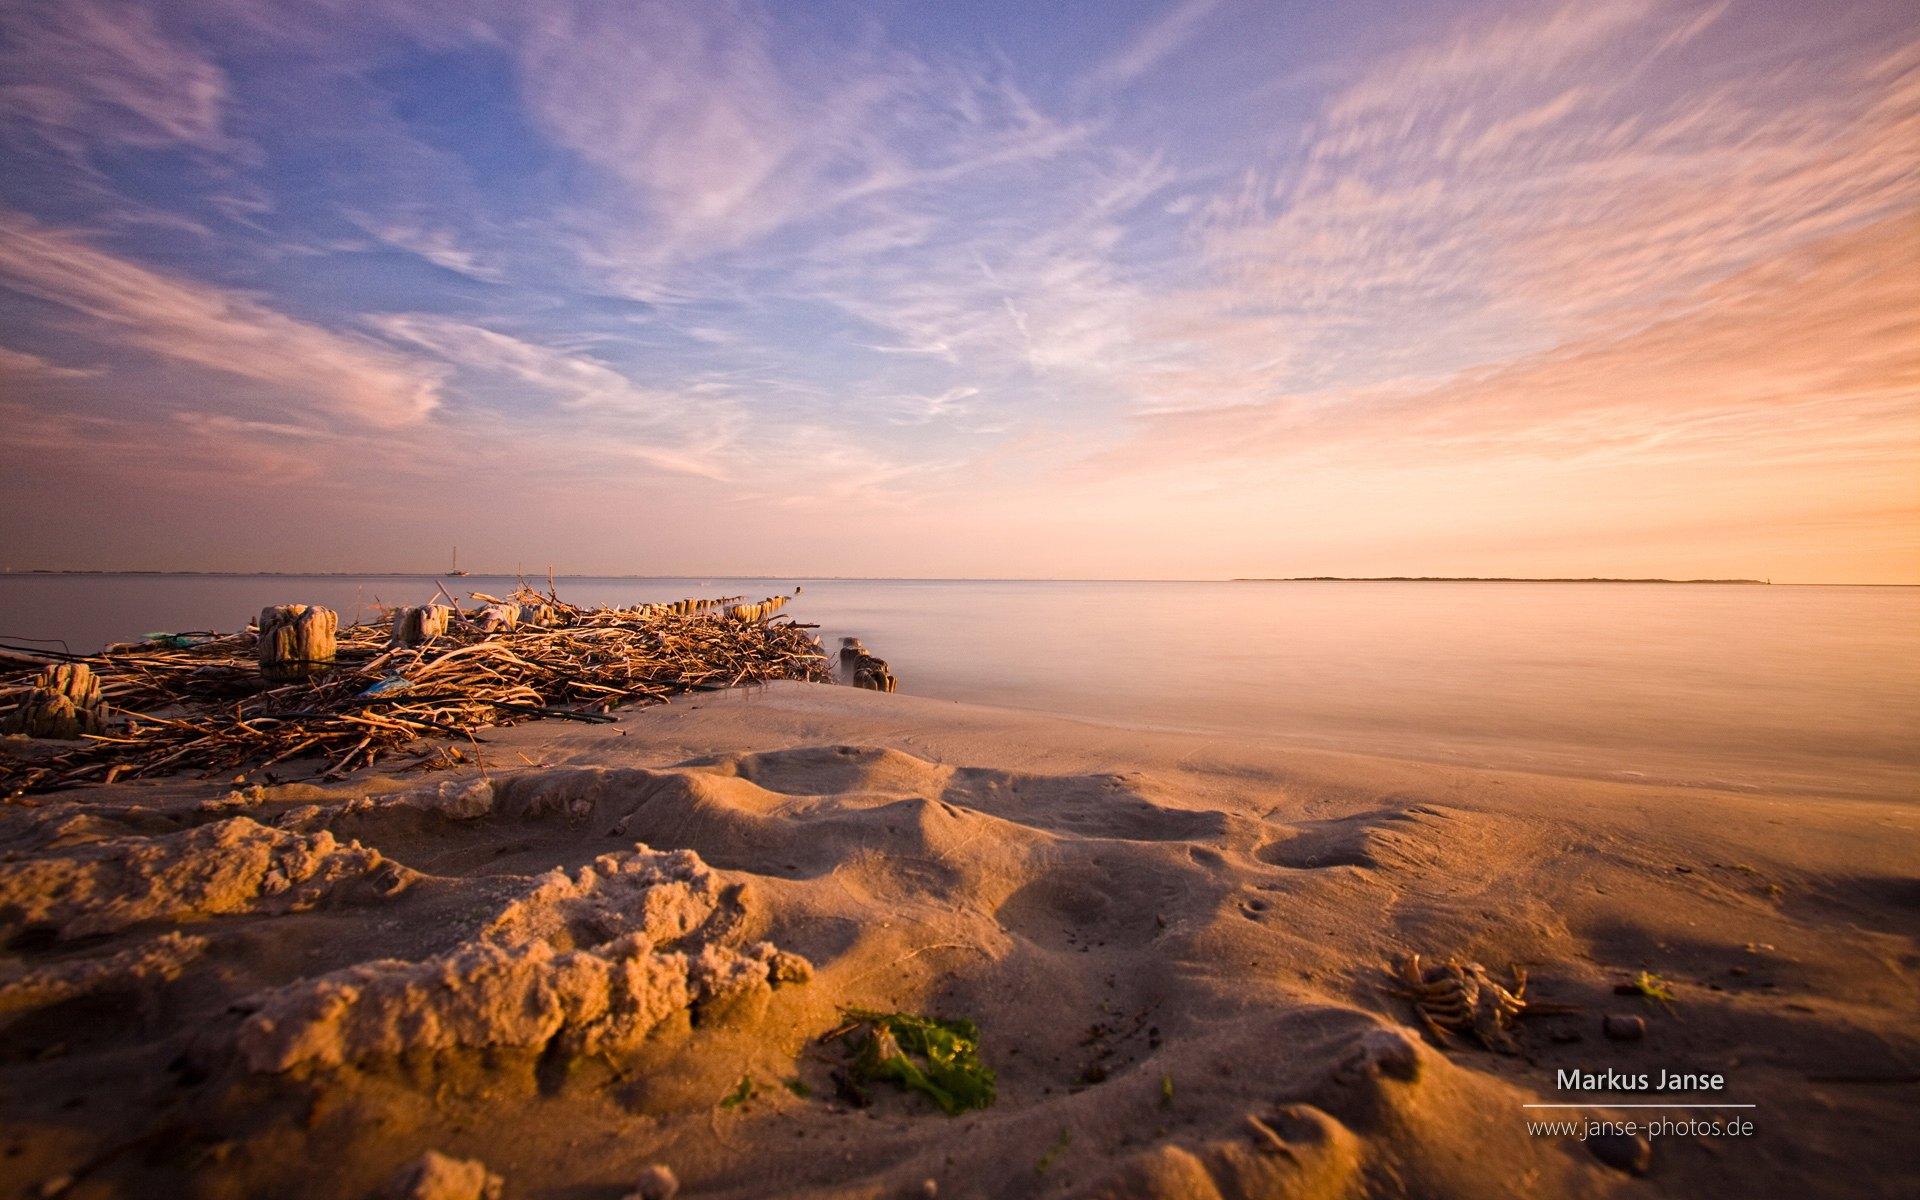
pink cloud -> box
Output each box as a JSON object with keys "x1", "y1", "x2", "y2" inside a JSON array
[
  {"x1": 0, "y1": 344, "x2": 101, "y2": 381},
  {"x1": 1185, "y1": 3, "x2": 1920, "y2": 404},
  {"x1": 1126, "y1": 212, "x2": 1918, "y2": 445}
]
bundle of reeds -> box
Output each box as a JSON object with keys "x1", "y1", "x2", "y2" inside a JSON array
[{"x1": 0, "y1": 586, "x2": 828, "y2": 797}]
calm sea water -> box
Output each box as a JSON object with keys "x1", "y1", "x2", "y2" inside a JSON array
[{"x1": 2, "y1": 575, "x2": 1914, "y2": 800}]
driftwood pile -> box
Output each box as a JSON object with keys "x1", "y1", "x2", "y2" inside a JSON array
[{"x1": 0, "y1": 586, "x2": 831, "y2": 797}]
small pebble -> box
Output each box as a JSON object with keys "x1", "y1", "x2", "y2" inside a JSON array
[
  {"x1": 1588, "y1": 1131, "x2": 1653, "y2": 1175},
  {"x1": 1341, "y1": 1026, "x2": 1423, "y2": 1082},
  {"x1": 382, "y1": 1151, "x2": 502, "y2": 1200},
  {"x1": 623, "y1": 1164, "x2": 678, "y2": 1200},
  {"x1": 1603, "y1": 1014, "x2": 1646, "y2": 1041}
]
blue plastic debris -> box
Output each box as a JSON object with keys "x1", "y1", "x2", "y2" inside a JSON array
[{"x1": 360, "y1": 672, "x2": 413, "y2": 697}]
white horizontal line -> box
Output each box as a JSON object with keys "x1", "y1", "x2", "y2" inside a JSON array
[{"x1": 1523, "y1": 1103, "x2": 1756, "y2": 1109}]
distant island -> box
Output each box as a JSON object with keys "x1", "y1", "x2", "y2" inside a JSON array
[{"x1": 1234, "y1": 576, "x2": 1771, "y2": 584}]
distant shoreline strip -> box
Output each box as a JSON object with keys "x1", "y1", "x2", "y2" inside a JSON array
[{"x1": 1233, "y1": 576, "x2": 1770, "y2": 585}]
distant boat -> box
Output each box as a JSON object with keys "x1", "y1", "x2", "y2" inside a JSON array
[{"x1": 448, "y1": 546, "x2": 470, "y2": 577}]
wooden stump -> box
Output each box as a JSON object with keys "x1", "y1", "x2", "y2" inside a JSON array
[
  {"x1": 390, "y1": 604, "x2": 451, "y2": 647},
  {"x1": 258, "y1": 605, "x2": 338, "y2": 681},
  {"x1": 838, "y1": 638, "x2": 896, "y2": 692},
  {"x1": 852, "y1": 653, "x2": 898, "y2": 693},
  {"x1": 472, "y1": 603, "x2": 520, "y2": 634},
  {"x1": 4, "y1": 662, "x2": 107, "y2": 739}
]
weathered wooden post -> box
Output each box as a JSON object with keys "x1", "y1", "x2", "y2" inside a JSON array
[
  {"x1": 4, "y1": 662, "x2": 107, "y2": 738},
  {"x1": 834, "y1": 634, "x2": 898, "y2": 692},
  {"x1": 390, "y1": 604, "x2": 451, "y2": 647},
  {"x1": 853, "y1": 653, "x2": 898, "y2": 693},
  {"x1": 472, "y1": 602, "x2": 520, "y2": 634},
  {"x1": 257, "y1": 605, "x2": 338, "y2": 681}
]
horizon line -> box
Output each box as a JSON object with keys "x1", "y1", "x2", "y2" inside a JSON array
[{"x1": 2, "y1": 570, "x2": 1914, "y2": 587}]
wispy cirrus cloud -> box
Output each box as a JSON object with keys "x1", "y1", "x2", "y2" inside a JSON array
[
  {"x1": 372, "y1": 314, "x2": 739, "y2": 479},
  {"x1": 0, "y1": 344, "x2": 101, "y2": 381},
  {"x1": 512, "y1": 0, "x2": 1087, "y2": 285},
  {"x1": 373, "y1": 315, "x2": 666, "y2": 413},
  {"x1": 0, "y1": 0, "x2": 233, "y2": 156},
  {"x1": 345, "y1": 212, "x2": 502, "y2": 282},
  {"x1": 1118, "y1": 212, "x2": 1920, "y2": 469},
  {"x1": 1185, "y1": 0, "x2": 1920, "y2": 398},
  {"x1": 0, "y1": 212, "x2": 443, "y2": 427},
  {"x1": 1079, "y1": 0, "x2": 1222, "y2": 94}
]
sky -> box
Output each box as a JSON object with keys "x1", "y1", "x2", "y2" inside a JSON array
[{"x1": 0, "y1": 0, "x2": 1915, "y2": 582}]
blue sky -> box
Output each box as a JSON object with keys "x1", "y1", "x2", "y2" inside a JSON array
[{"x1": 1, "y1": 0, "x2": 1916, "y2": 580}]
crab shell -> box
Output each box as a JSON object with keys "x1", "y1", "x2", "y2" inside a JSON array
[{"x1": 1394, "y1": 955, "x2": 1529, "y2": 1053}]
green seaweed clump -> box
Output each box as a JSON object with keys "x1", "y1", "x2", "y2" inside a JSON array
[
  {"x1": 841, "y1": 1009, "x2": 996, "y2": 1115},
  {"x1": 1625, "y1": 971, "x2": 1676, "y2": 1004}
]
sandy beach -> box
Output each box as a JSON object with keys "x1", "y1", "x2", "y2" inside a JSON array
[{"x1": 3, "y1": 681, "x2": 1914, "y2": 1199}]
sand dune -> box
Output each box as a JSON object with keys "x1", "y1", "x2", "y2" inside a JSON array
[{"x1": 1, "y1": 683, "x2": 1915, "y2": 1198}]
